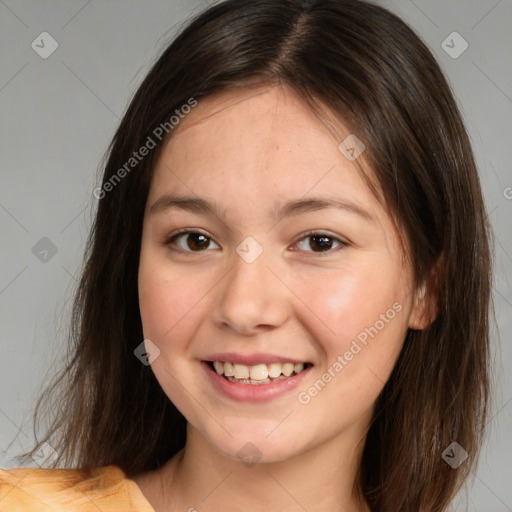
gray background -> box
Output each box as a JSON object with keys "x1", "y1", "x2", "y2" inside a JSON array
[{"x1": 0, "y1": 0, "x2": 510, "y2": 510}]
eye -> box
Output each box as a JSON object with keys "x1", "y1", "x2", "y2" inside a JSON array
[
  {"x1": 292, "y1": 232, "x2": 347, "y2": 253},
  {"x1": 165, "y1": 230, "x2": 220, "y2": 252}
]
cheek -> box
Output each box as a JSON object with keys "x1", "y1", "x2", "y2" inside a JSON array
[
  {"x1": 137, "y1": 255, "x2": 210, "y2": 419},
  {"x1": 291, "y1": 261, "x2": 409, "y2": 395},
  {"x1": 138, "y1": 254, "x2": 205, "y2": 345},
  {"x1": 294, "y1": 261, "x2": 404, "y2": 342}
]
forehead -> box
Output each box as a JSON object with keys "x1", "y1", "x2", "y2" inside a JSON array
[
  {"x1": 169, "y1": 85, "x2": 345, "y2": 156},
  {"x1": 153, "y1": 85, "x2": 377, "y2": 203}
]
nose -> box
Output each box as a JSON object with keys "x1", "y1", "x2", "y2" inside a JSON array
[{"x1": 212, "y1": 250, "x2": 290, "y2": 336}]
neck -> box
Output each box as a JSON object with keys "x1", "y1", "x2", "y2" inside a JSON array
[{"x1": 148, "y1": 425, "x2": 371, "y2": 512}]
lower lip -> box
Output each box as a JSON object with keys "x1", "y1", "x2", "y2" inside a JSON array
[{"x1": 201, "y1": 361, "x2": 312, "y2": 403}]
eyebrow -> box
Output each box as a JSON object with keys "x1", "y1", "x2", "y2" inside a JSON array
[
  {"x1": 148, "y1": 194, "x2": 375, "y2": 223},
  {"x1": 276, "y1": 196, "x2": 375, "y2": 223}
]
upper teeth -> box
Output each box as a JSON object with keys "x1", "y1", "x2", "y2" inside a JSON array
[{"x1": 212, "y1": 361, "x2": 305, "y2": 381}]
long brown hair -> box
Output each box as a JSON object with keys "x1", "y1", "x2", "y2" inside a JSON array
[{"x1": 15, "y1": 1, "x2": 492, "y2": 510}]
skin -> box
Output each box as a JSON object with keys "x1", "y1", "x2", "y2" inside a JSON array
[{"x1": 134, "y1": 84, "x2": 431, "y2": 511}]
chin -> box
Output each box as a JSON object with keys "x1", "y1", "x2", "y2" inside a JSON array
[{"x1": 199, "y1": 424, "x2": 308, "y2": 466}]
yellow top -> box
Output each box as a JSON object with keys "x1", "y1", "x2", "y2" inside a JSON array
[{"x1": 0, "y1": 464, "x2": 155, "y2": 512}]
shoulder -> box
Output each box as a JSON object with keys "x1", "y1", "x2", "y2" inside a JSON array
[{"x1": 0, "y1": 464, "x2": 155, "y2": 512}]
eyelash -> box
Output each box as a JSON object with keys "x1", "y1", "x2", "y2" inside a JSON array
[{"x1": 163, "y1": 229, "x2": 348, "y2": 255}]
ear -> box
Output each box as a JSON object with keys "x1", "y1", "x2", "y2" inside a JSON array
[{"x1": 408, "y1": 256, "x2": 443, "y2": 330}]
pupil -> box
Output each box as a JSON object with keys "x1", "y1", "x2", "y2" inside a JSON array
[
  {"x1": 188, "y1": 234, "x2": 209, "y2": 250},
  {"x1": 310, "y1": 236, "x2": 332, "y2": 251}
]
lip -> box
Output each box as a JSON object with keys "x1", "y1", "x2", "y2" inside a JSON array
[
  {"x1": 204, "y1": 352, "x2": 310, "y2": 366},
  {"x1": 201, "y1": 360, "x2": 313, "y2": 403}
]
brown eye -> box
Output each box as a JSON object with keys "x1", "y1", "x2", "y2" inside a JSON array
[
  {"x1": 185, "y1": 233, "x2": 211, "y2": 251},
  {"x1": 166, "y1": 231, "x2": 220, "y2": 252},
  {"x1": 293, "y1": 232, "x2": 346, "y2": 253},
  {"x1": 309, "y1": 235, "x2": 334, "y2": 252}
]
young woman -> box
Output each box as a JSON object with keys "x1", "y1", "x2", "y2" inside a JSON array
[{"x1": 0, "y1": 0, "x2": 492, "y2": 511}]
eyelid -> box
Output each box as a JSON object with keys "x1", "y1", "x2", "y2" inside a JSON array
[
  {"x1": 165, "y1": 227, "x2": 211, "y2": 240},
  {"x1": 164, "y1": 228, "x2": 220, "y2": 252},
  {"x1": 291, "y1": 230, "x2": 348, "y2": 254}
]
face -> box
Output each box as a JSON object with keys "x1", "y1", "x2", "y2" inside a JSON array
[{"x1": 138, "y1": 85, "x2": 425, "y2": 463}]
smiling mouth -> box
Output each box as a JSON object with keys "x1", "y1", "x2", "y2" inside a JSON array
[{"x1": 205, "y1": 360, "x2": 313, "y2": 385}]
